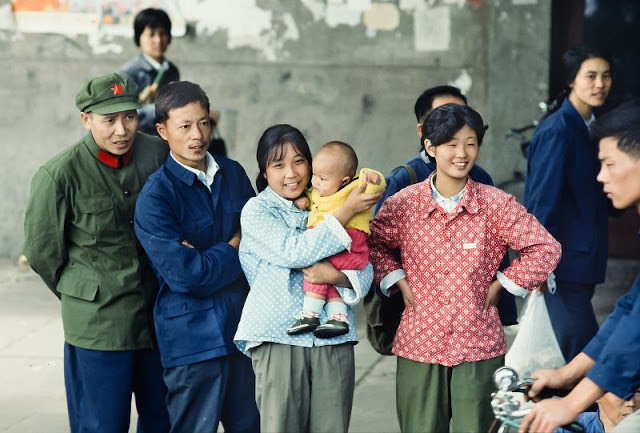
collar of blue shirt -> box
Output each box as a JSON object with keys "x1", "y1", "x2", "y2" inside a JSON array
[{"x1": 170, "y1": 152, "x2": 219, "y2": 191}]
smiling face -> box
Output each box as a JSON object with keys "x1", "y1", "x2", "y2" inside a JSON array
[
  {"x1": 264, "y1": 142, "x2": 311, "y2": 200},
  {"x1": 426, "y1": 124, "x2": 479, "y2": 195},
  {"x1": 139, "y1": 25, "x2": 170, "y2": 62},
  {"x1": 156, "y1": 101, "x2": 211, "y2": 171},
  {"x1": 81, "y1": 110, "x2": 138, "y2": 155},
  {"x1": 597, "y1": 136, "x2": 640, "y2": 212},
  {"x1": 311, "y1": 147, "x2": 352, "y2": 197},
  {"x1": 568, "y1": 57, "x2": 611, "y2": 119}
]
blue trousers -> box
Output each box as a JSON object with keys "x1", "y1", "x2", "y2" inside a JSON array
[
  {"x1": 497, "y1": 290, "x2": 518, "y2": 326},
  {"x1": 162, "y1": 352, "x2": 260, "y2": 433},
  {"x1": 64, "y1": 343, "x2": 170, "y2": 433},
  {"x1": 544, "y1": 281, "x2": 599, "y2": 362}
]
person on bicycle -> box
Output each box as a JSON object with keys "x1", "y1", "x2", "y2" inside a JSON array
[{"x1": 519, "y1": 101, "x2": 640, "y2": 433}]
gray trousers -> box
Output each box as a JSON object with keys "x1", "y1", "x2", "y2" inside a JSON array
[{"x1": 250, "y1": 342, "x2": 355, "y2": 433}]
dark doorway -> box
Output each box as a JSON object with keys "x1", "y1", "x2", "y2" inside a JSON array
[
  {"x1": 549, "y1": 0, "x2": 640, "y2": 108},
  {"x1": 550, "y1": 0, "x2": 640, "y2": 259}
]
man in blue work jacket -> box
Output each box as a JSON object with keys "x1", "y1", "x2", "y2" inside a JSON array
[
  {"x1": 134, "y1": 81, "x2": 259, "y2": 433},
  {"x1": 519, "y1": 102, "x2": 640, "y2": 433}
]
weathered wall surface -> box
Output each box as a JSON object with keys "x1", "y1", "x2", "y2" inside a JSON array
[{"x1": 0, "y1": 0, "x2": 550, "y2": 258}]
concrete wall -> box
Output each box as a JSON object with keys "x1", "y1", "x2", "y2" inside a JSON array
[{"x1": 0, "y1": 0, "x2": 550, "y2": 258}]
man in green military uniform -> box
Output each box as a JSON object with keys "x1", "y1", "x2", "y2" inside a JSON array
[{"x1": 23, "y1": 73, "x2": 170, "y2": 433}]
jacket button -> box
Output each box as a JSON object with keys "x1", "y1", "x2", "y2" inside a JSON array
[{"x1": 124, "y1": 189, "x2": 130, "y2": 196}]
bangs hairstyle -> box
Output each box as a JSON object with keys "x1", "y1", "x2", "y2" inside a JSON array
[
  {"x1": 421, "y1": 103, "x2": 486, "y2": 147},
  {"x1": 134, "y1": 8, "x2": 172, "y2": 46},
  {"x1": 256, "y1": 124, "x2": 312, "y2": 192},
  {"x1": 155, "y1": 81, "x2": 210, "y2": 124},
  {"x1": 591, "y1": 100, "x2": 640, "y2": 159},
  {"x1": 562, "y1": 44, "x2": 611, "y2": 88}
]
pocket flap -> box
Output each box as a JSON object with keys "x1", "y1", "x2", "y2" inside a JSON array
[
  {"x1": 76, "y1": 197, "x2": 113, "y2": 214},
  {"x1": 163, "y1": 296, "x2": 215, "y2": 319},
  {"x1": 57, "y1": 279, "x2": 99, "y2": 301}
]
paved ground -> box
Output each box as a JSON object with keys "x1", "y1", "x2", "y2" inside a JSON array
[{"x1": 1, "y1": 258, "x2": 637, "y2": 433}]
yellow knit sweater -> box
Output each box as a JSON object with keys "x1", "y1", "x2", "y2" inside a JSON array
[{"x1": 307, "y1": 168, "x2": 386, "y2": 234}]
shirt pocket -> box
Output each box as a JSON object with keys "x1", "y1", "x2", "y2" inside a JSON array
[
  {"x1": 182, "y1": 218, "x2": 215, "y2": 251},
  {"x1": 164, "y1": 296, "x2": 215, "y2": 319},
  {"x1": 57, "y1": 276, "x2": 99, "y2": 302},
  {"x1": 73, "y1": 196, "x2": 114, "y2": 237},
  {"x1": 159, "y1": 296, "x2": 226, "y2": 360}
]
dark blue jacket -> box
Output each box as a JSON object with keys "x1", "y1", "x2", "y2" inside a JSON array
[
  {"x1": 584, "y1": 273, "x2": 640, "y2": 399},
  {"x1": 119, "y1": 55, "x2": 180, "y2": 135},
  {"x1": 134, "y1": 155, "x2": 255, "y2": 368},
  {"x1": 524, "y1": 99, "x2": 609, "y2": 284}
]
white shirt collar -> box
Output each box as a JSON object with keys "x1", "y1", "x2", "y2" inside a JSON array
[
  {"x1": 430, "y1": 175, "x2": 465, "y2": 214},
  {"x1": 272, "y1": 189, "x2": 296, "y2": 208},
  {"x1": 419, "y1": 149, "x2": 430, "y2": 164},
  {"x1": 143, "y1": 54, "x2": 169, "y2": 71},
  {"x1": 171, "y1": 152, "x2": 219, "y2": 191}
]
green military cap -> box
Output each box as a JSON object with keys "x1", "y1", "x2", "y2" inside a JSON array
[{"x1": 75, "y1": 72, "x2": 141, "y2": 114}]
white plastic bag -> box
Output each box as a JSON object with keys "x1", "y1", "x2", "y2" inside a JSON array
[{"x1": 505, "y1": 290, "x2": 566, "y2": 378}]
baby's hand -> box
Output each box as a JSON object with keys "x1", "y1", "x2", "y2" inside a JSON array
[
  {"x1": 293, "y1": 195, "x2": 310, "y2": 210},
  {"x1": 361, "y1": 170, "x2": 382, "y2": 185}
]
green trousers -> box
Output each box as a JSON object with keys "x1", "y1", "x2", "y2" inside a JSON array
[
  {"x1": 251, "y1": 342, "x2": 355, "y2": 433},
  {"x1": 396, "y1": 355, "x2": 504, "y2": 433}
]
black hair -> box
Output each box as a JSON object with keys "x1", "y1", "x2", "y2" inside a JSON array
[
  {"x1": 562, "y1": 44, "x2": 611, "y2": 88},
  {"x1": 591, "y1": 99, "x2": 640, "y2": 159},
  {"x1": 414, "y1": 85, "x2": 467, "y2": 123},
  {"x1": 321, "y1": 140, "x2": 358, "y2": 178},
  {"x1": 255, "y1": 124, "x2": 313, "y2": 192},
  {"x1": 546, "y1": 44, "x2": 612, "y2": 115},
  {"x1": 421, "y1": 103, "x2": 486, "y2": 149},
  {"x1": 155, "y1": 81, "x2": 210, "y2": 124},
  {"x1": 134, "y1": 8, "x2": 172, "y2": 47}
]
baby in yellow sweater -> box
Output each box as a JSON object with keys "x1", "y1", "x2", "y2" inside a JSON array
[{"x1": 288, "y1": 141, "x2": 385, "y2": 338}]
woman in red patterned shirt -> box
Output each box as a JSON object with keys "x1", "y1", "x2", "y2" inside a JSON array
[{"x1": 369, "y1": 103, "x2": 561, "y2": 433}]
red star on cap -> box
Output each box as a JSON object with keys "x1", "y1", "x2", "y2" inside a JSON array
[{"x1": 110, "y1": 83, "x2": 123, "y2": 96}]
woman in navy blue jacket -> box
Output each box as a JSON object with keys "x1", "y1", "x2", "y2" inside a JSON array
[{"x1": 523, "y1": 45, "x2": 612, "y2": 362}]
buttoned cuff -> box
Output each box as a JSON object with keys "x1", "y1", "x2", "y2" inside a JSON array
[
  {"x1": 324, "y1": 214, "x2": 353, "y2": 251},
  {"x1": 380, "y1": 269, "x2": 406, "y2": 297},
  {"x1": 496, "y1": 271, "x2": 528, "y2": 298}
]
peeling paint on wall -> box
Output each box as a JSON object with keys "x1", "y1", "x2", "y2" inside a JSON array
[
  {"x1": 3, "y1": 0, "x2": 464, "y2": 59},
  {"x1": 363, "y1": 3, "x2": 400, "y2": 31},
  {"x1": 449, "y1": 68, "x2": 472, "y2": 94},
  {"x1": 442, "y1": 0, "x2": 467, "y2": 8},
  {"x1": 325, "y1": 0, "x2": 371, "y2": 28},
  {"x1": 414, "y1": 5, "x2": 450, "y2": 51},
  {"x1": 301, "y1": 0, "x2": 325, "y2": 21}
]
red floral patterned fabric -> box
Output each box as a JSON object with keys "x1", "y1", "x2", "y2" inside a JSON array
[{"x1": 369, "y1": 174, "x2": 561, "y2": 366}]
